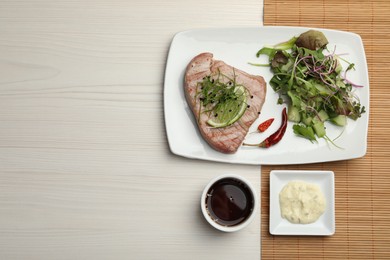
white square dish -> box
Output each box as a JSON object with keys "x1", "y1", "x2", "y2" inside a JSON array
[
  {"x1": 269, "y1": 170, "x2": 335, "y2": 236},
  {"x1": 164, "y1": 26, "x2": 369, "y2": 165}
]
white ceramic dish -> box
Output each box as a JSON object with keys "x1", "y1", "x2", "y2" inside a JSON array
[
  {"x1": 269, "y1": 170, "x2": 335, "y2": 236},
  {"x1": 200, "y1": 174, "x2": 258, "y2": 232},
  {"x1": 164, "y1": 26, "x2": 369, "y2": 165}
]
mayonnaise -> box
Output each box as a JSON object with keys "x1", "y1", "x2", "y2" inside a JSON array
[{"x1": 279, "y1": 181, "x2": 326, "y2": 224}]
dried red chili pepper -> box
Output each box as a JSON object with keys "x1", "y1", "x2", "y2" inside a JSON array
[
  {"x1": 257, "y1": 118, "x2": 274, "y2": 132},
  {"x1": 244, "y1": 108, "x2": 287, "y2": 148}
]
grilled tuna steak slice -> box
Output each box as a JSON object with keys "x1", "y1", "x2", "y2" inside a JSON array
[{"x1": 184, "y1": 52, "x2": 267, "y2": 154}]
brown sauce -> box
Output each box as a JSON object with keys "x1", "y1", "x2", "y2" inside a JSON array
[{"x1": 205, "y1": 178, "x2": 254, "y2": 226}]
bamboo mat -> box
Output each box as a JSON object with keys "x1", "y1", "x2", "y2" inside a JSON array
[{"x1": 262, "y1": 0, "x2": 390, "y2": 259}]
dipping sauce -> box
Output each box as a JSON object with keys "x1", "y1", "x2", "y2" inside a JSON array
[
  {"x1": 279, "y1": 181, "x2": 326, "y2": 224},
  {"x1": 205, "y1": 178, "x2": 254, "y2": 227}
]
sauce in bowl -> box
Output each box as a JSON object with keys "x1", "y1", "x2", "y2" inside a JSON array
[
  {"x1": 279, "y1": 180, "x2": 326, "y2": 224},
  {"x1": 205, "y1": 178, "x2": 254, "y2": 227}
]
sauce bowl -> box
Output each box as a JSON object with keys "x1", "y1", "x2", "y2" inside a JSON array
[{"x1": 201, "y1": 174, "x2": 258, "y2": 232}]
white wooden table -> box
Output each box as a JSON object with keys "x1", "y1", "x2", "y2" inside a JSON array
[{"x1": 0, "y1": 1, "x2": 263, "y2": 259}]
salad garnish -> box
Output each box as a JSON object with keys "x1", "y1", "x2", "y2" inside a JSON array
[{"x1": 253, "y1": 30, "x2": 366, "y2": 143}]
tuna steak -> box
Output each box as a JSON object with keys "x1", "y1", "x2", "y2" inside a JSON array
[{"x1": 184, "y1": 52, "x2": 267, "y2": 154}]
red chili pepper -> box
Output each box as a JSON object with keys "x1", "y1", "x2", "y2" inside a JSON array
[
  {"x1": 257, "y1": 118, "x2": 274, "y2": 132},
  {"x1": 244, "y1": 108, "x2": 287, "y2": 148}
]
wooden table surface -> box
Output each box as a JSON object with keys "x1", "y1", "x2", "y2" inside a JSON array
[
  {"x1": 2, "y1": 1, "x2": 387, "y2": 259},
  {"x1": 0, "y1": 1, "x2": 263, "y2": 259}
]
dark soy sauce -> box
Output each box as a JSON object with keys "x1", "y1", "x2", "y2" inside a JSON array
[{"x1": 205, "y1": 178, "x2": 254, "y2": 226}]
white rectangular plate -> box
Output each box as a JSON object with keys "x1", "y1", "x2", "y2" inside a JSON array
[
  {"x1": 269, "y1": 170, "x2": 335, "y2": 236},
  {"x1": 164, "y1": 26, "x2": 369, "y2": 165}
]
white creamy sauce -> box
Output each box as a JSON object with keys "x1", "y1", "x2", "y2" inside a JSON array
[{"x1": 279, "y1": 181, "x2": 326, "y2": 224}]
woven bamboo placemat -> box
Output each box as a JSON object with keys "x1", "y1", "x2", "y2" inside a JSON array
[{"x1": 262, "y1": 0, "x2": 390, "y2": 259}]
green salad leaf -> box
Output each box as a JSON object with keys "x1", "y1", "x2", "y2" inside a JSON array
[{"x1": 295, "y1": 30, "x2": 329, "y2": 50}]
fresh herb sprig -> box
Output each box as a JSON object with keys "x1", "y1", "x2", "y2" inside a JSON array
[{"x1": 196, "y1": 71, "x2": 248, "y2": 126}]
